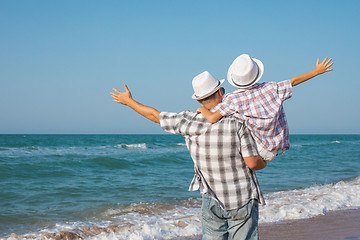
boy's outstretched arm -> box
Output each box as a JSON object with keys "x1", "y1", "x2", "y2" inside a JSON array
[
  {"x1": 197, "y1": 107, "x2": 223, "y2": 123},
  {"x1": 291, "y1": 57, "x2": 333, "y2": 87},
  {"x1": 111, "y1": 85, "x2": 160, "y2": 124}
]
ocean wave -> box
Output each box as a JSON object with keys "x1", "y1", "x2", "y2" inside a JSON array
[
  {"x1": 291, "y1": 141, "x2": 342, "y2": 148},
  {"x1": 0, "y1": 142, "x2": 187, "y2": 158},
  {"x1": 175, "y1": 143, "x2": 186, "y2": 146},
  {"x1": 114, "y1": 143, "x2": 147, "y2": 150},
  {"x1": 259, "y1": 176, "x2": 360, "y2": 223},
  {"x1": 0, "y1": 144, "x2": 147, "y2": 158},
  {"x1": 290, "y1": 139, "x2": 360, "y2": 148},
  {"x1": 0, "y1": 146, "x2": 92, "y2": 157},
  {"x1": 4, "y1": 177, "x2": 360, "y2": 240},
  {"x1": 26, "y1": 146, "x2": 39, "y2": 150},
  {"x1": 3, "y1": 199, "x2": 202, "y2": 240}
]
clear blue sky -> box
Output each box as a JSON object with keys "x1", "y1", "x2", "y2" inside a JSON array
[{"x1": 1, "y1": 0, "x2": 359, "y2": 134}]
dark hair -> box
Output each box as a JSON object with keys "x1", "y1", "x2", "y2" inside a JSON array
[{"x1": 198, "y1": 87, "x2": 224, "y2": 104}]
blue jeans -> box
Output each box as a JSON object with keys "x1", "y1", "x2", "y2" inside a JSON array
[{"x1": 201, "y1": 194, "x2": 259, "y2": 240}]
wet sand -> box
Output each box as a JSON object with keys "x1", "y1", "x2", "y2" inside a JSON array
[
  {"x1": 179, "y1": 208, "x2": 360, "y2": 240},
  {"x1": 260, "y1": 208, "x2": 360, "y2": 240}
]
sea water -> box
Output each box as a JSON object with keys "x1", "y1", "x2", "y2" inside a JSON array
[{"x1": 0, "y1": 134, "x2": 359, "y2": 239}]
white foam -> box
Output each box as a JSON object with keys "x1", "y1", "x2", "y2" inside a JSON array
[
  {"x1": 175, "y1": 143, "x2": 186, "y2": 146},
  {"x1": 291, "y1": 139, "x2": 345, "y2": 148},
  {"x1": 0, "y1": 143, "x2": 150, "y2": 158},
  {"x1": 259, "y1": 176, "x2": 360, "y2": 223},
  {"x1": 115, "y1": 143, "x2": 147, "y2": 150},
  {"x1": 10, "y1": 203, "x2": 202, "y2": 240},
  {"x1": 98, "y1": 204, "x2": 202, "y2": 240},
  {"x1": 99, "y1": 201, "x2": 202, "y2": 239}
]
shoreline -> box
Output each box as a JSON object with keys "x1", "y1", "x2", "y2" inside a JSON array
[
  {"x1": 5, "y1": 208, "x2": 360, "y2": 240},
  {"x1": 179, "y1": 208, "x2": 360, "y2": 240}
]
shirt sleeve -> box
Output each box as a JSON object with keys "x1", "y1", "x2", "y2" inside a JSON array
[
  {"x1": 159, "y1": 112, "x2": 184, "y2": 135},
  {"x1": 276, "y1": 79, "x2": 293, "y2": 101},
  {"x1": 213, "y1": 95, "x2": 236, "y2": 116},
  {"x1": 238, "y1": 124, "x2": 259, "y2": 157}
]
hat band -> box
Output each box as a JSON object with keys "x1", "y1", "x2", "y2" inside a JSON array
[{"x1": 231, "y1": 64, "x2": 259, "y2": 88}]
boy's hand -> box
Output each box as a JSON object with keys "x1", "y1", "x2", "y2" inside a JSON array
[
  {"x1": 197, "y1": 106, "x2": 207, "y2": 113},
  {"x1": 315, "y1": 57, "x2": 334, "y2": 75},
  {"x1": 291, "y1": 57, "x2": 334, "y2": 87},
  {"x1": 111, "y1": 84, "x2": 133, "y2": 106}
]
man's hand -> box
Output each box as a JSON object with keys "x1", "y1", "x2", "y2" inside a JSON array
[
  {"x1": 110, "y1": 84, "x2": 160, "y2": 124},
  {"x1": 314, "y1": 57, "x2": 334, "y2": 75},
  {"x1": 111, "y1": 84, "x2": 132, "y2": 106}
]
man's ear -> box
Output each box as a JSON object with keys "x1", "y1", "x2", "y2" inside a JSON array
[{"x1": 220, "y1": 87, "x2": 225, "y2": 95}]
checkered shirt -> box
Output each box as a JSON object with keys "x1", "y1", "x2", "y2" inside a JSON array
[
  {"x1": 160, "y1": 111, "x2": 265, "y2": 210},
  {"x1": 214, "y1": 80, "x2": 293, "y2": 152}
]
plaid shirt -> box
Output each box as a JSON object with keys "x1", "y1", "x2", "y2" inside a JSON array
[
  {"x1": 160, "y1": 111, "x2": 265, "y2": 210},
  {"x1": 214, "y1": 80, "x2": 293, "y2": 152}
]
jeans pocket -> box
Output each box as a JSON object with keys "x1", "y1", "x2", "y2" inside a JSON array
[
  {"x1": 230, "y1": 199, "x2": 257, "y2": 221},
  {"x1": 202, "y1": 194, "x2": 224, "y2": 221}
]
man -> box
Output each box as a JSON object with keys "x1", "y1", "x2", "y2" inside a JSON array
[{"x1": 110, "y1": 71, "x2": 267, "y2": 240}]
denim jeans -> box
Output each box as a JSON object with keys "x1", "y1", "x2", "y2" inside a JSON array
[{"x1": 201, "y1": 194, "x2": 259, "y2": 240}]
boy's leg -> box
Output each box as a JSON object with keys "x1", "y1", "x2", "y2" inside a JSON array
[
  {"x1": 201, "y1": 194, "x2": 228, "y2": 240},
  {"x1": 227, "y1": 199, "x2": 259, "y2": 240}
]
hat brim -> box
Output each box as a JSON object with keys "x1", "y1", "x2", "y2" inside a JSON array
[
  {"x1": 192, "y1": 79, "x2": 225, "y2": 100},
  {"x1": 227, "y1": 58, "x2": 264, "y2": 89}
]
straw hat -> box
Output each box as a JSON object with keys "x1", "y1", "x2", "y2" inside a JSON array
[
  {"x1": 192, "y1": 71, "x2": 225, "y2": 100},
  {"x1": 227, "y1": 54, "x2": 264, "y2": 89}
]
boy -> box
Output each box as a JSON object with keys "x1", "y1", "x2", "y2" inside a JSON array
[{"x1": 197, "y1": 54, "x2": 333, "y2": 161}]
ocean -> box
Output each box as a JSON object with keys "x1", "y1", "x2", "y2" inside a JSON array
[{"x1": 0, "y1": 134, "x2": 359, "y2": 239}]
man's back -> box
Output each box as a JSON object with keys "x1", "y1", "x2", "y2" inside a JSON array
[{"x1": 160, "y1": 111, "x2": 264, "y2": 210}]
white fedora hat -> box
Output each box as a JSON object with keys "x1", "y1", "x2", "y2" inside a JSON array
[
  {"x1": 227, "y1": 54, "x2": 264, "y2": 89},
  {"x1": 192, "y1": 71, "x2": 225, "y2": 100}
]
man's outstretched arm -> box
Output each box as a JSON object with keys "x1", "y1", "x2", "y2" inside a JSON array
[{"x1": 110, "y1": 85, "x2": 160, "y2": 124}]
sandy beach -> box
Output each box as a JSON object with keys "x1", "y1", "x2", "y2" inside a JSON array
[
  {"x1": 260, "y1": 208, "x2": 360, "y2": 240},
  {"x1": 179, "y1": 208, "x2": 360, "y2": 240}
]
